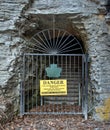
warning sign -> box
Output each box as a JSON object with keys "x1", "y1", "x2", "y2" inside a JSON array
[{"x1": 40, "y1": 79, "x2": 67, "y2": 96}]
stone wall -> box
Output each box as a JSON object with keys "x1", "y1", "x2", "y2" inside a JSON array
[
  {"x1": 0, "y1": 0, "x2": 110, "y2": 122},
  {"x1": 0, "y1": 0, "x2": 29, "y2": 123}
]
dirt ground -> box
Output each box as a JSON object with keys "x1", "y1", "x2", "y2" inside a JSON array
[{"x1": 1, "y1": 115, "x2": 110, "y2": 130}]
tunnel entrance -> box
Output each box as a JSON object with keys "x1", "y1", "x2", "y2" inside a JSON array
[{"x1": 20, "y1": 28, "x2": 89, "y2": 119}]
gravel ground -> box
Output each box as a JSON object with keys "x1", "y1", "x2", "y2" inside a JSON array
[{"x1": 1, "y1": 115, "x2": 110, "y2": 130}]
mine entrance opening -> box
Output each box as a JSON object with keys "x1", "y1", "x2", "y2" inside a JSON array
[{"x1": 20, "y1": 29, "x2": 88, "y2": 119}]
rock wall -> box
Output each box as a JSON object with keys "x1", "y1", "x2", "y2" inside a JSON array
[
  {"x1": 0, "y1": 0, "x2": 30, "y2": 124},
  {"x1": 0, "y1": 0, "x2": 110, "y2": 122}
]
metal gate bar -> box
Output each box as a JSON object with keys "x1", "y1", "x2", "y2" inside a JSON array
[{"x1": 20, "y1": 53, "x2": 88, "y2": 119}]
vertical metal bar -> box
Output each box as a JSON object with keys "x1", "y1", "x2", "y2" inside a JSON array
[
  {"x1": 31, "y1": 55, "x2": 34, "y2": 109},
  {"x1": 56, "y1": 55, "x2": 61, "y2": 112},
  {"x1": 74, "y1": 55, "x2": 75, "y2": 82},
  {"x1": 43, "y1": 55, "x2": 46, "y2": 112},
  {"x1": 73, "y1": 56, "x2": 75, "y2": 107},
  {"x1": 40, "y1": 55, "x2": 43, "y2": 106},
  {"x1": 82, "y1": 55, "x2": 84, "y2": 113},
  {"x1": 52, "y1": 15, "x2": 55, "y2": 48},
  {"x1": 49, "y1": 55, "x2": 50, "y2": 65},
  {"x1": 69, "y1": 55, "x2": 71, "y2": 112},
  {"x1": 61, "y1": 55, "x2": 63, "y2": 113},
  {"x1": 20, "y1": 81, "x2": 23, "y2": 116},
  {"x1": 84, "y1": 54, "x2": 88, "y2": 120},
  {"x1": 77, "y1": 56, "x2": 79, "y2": 109},
  {"x1": 52, "y1": 55, "x2": 55, "y2": 113},
  {"x1": 78, "y1": 83, "x2": 81, "y2": 106},
  {"x1": 78, "y1": 56, "x2": 80, "y2": 110},
  {"x1": 48, "y1": 55, "x2": 51, "y2": 114},
  {"x1": 20, "y1": 54, "x2": 25, "y2": 115},
  {"x1": 22, "y1": 55, "x2": 26, "y2": 114},
  {"x1": 65, "y1": 55, "x2": 67, "y2": 113},
  {"x1": 27, "y1": 55, "x2": 30, "y2": 112},
  {"x1": 36, "y1": 56, "x2": 38, "y2": 112},
  {"x1": 78, "y1": 56, "x2": 79, "y2": 82},
  {"x1": 69, "y1": 56, "x2": 71, "y2": 79},
  {"x1": 53, "y1": 55, "x2": 54, "y2": 64}
]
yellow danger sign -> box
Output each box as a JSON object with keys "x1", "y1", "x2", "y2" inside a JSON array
[{"x1": 40, "y1": 79, "x2": 67, "y2": 96}]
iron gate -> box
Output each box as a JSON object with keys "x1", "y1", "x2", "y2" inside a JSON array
[{"x1": 20, "y1": 53, "x2": 88, "y2": 119}]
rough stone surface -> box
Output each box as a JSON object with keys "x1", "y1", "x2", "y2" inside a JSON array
[{"x1": 0, "y1": 0, "x2": 110, "y2": 122}]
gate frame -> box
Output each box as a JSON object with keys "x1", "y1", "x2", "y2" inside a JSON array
[{"x1": 20, "y1": 53, "x2": 89, "y2": 119}]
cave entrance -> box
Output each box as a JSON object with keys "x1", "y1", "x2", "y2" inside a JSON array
[{"x1": 20, "y1": 29, "x2": 89, "y2": 119}]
